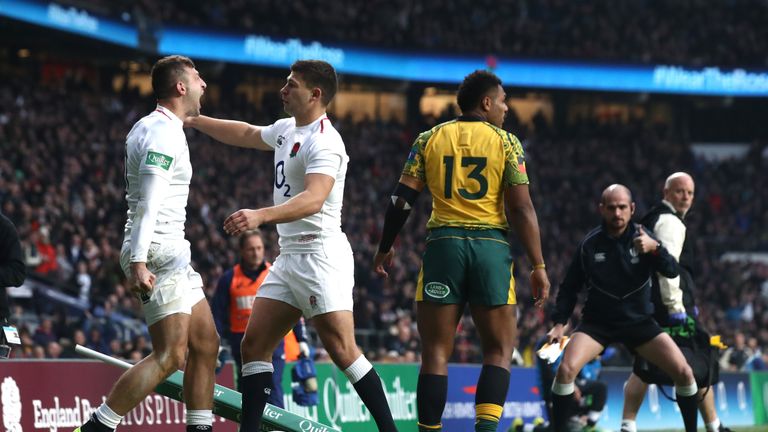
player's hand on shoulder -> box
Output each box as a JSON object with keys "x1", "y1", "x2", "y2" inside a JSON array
[
  {"x1": 373, "y1": 249, "x2": 395, "y2": 278},
  {"x1": 224, "y1": 209, "x2": 263, "y2": 235},
  {"x1": 530, "y1": 267, "x2": 550, "y2": 308}
]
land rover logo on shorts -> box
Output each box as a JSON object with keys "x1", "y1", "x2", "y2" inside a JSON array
[
  {"x1": 145, "y1": 151, "x2": 173, "y2": 171},
  {"x1": 424, "y1": 282, "x2": 450, "y2": 299}
]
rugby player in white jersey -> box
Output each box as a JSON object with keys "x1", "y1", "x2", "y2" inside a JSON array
[
  {"x1": 75, "y1": 55, "x2": 220, "y2": 432},
  {"x1": 187, "y1": 60, "x2": 398, "y2": 432}
]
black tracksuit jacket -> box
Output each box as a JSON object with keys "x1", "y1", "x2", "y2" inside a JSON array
[{"x1": 551, "y1": 222, "x2": 679, "y2": 327}]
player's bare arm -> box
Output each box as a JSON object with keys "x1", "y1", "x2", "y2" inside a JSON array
[
  {"x1": 373, "y1": 174, "x2": 425, "y2": 278},
  {"x1": 224, "y1": 173, "x2": 335, "y2": 235},
  {"x1": 186, "y1": 115, "x2": 273, "y2": 150},
  {"x1": 505, "y1": 184, "x2": 551, "y2": 307}
]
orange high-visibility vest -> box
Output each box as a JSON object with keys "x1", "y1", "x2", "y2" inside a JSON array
[
  {"x1": 228, "y1": 263, "x2": 302, "y2": 361},
  {"x1": 283, "y1": 329, "x2": 300, "y2": 362},
  {"x1": 228, "y1": 263, "x2": 270, "y2": 333}
]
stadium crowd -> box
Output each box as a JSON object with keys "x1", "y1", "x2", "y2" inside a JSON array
[
  {"x1": 61, "y1": 0, "x2": 768, "y2": 67},
  {"x1": 1, "y1": 64, "x2": 767, "y2": 372}
]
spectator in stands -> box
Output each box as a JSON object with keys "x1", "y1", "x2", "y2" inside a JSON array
[
  {"x1": 75, "y1": 0, "x2": 768, "y2": 68},
  {"x1": 85, "y1": 327, "x2": 110, "y2": 355},
  {"x1": 22, "y1": 231, "x2": 42, "y2": 271},
  {"x1": 46, "y1": 341, "x2": 63, "y2": 359},
  {"x1": 384, "y1": 316, "x2": 420, "y2": 359},
  {"x1": 720, "y1": 332, "x2": 753, "y2": 371},
  {"x1": 32, "y1": 318, "x2": 57, "y2": 347},
  {"x1": 61, "y1": 329, "x2": 87, "y2": 358},
  {"x1": 76, "y1": 261, "x2": 92, "y2": 303},
  {"x1": 35, "y1": 226, "x2": 58, "y2": 276},
  {"x1": 55, "y1": 244, "x2": 75, "y2": 282}
]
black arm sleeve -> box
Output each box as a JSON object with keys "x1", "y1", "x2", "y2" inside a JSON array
[
  {"x1": 377, "y1": 183, "x2": 419, "y2": 253},
  {"x1": 550, "y1": 243, "x2": 586, "y2": 325},
  {"x1": 378, "y1": 201, "x2": 410, "y2": 253},
  {"x1": 0, "y1": 214, "x2": 26, "y2": 320},
  {"x1": 651, "y1": 244, "x2": 680, "y2": 279}
]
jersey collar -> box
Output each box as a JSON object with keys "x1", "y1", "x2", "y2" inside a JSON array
[
  {"x1": 155, "y1": 104, "x2": 183, "y2": 127},
  {"x1": 295, "y1": 113, "x2": 329, "y2": 131},
  {"x1": 457, "y1": 115, "x2": 486, "y2": 122}
]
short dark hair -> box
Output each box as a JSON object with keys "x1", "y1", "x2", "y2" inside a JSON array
[
  {"x1": 151, "y1": 55, "x2": 195, "y2": 100},
  {"x1": 290, "y1": 60, "x2": 338, "y2": 105},
  {"x1": 456, "y1": 70, "x2": 502, "y2": 113},
  {"x1": 239, "y1": 229, "x2": 263, "y2": 249}
]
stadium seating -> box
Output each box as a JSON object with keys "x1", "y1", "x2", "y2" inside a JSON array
[{"x1": 1, "y1": 65, "x2": 765, "y2": 366}]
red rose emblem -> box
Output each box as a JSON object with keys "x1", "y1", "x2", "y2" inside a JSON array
[{"x1": 290, "y1": 142, "x2": 301, "y2": 158}]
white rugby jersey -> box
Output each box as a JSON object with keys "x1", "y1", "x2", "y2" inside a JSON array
[
  {"x1": 261, "y1": 115, "x2": 349, "y2": 253},
  {"x1": 123, "y1": 105, "x2": 191, "y2": 261}
]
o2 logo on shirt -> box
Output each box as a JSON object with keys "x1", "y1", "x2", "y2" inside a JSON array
[{"x1": 275, "y1": 160, "x2": 291, "y2": 197}]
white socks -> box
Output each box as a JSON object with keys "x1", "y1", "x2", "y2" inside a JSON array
[
  {"x1": 551, "y1": 381, "x2": 575, "y2": 396},
  {"x1": 343, "y1": 355, "x2": 373, "y2": 384},
  {"x1": 94, "y1": 403, "x2": 123, "y2": 430},
  {"x1": 675, "y1": 382, "x2": 698, "y2": 397},
  {"x1": 705, "y1": 419, "x2": 722, "y2": 432},
  {"x1": 242, "y1": 360, "x2": 273, "y2": 377},
  {"x1": 186, "y1": 409, "x2": 213, "y2": 427},
  {"x1": 620, "y1": 419, "x2": 637, "y2": 432}
]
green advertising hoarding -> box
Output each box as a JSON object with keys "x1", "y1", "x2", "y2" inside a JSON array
[
  {"x1": 751, "y1": 371, "x2": 768, "y2": 425},
  {"x1": 280, "y1": 363, "x2": 419, "y2": 431}
]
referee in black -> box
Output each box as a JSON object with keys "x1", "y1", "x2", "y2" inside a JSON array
[
  {"x1": 546, "y1": 184, "x2": 699, "y2": 432},
  {"x1": 0, "y1": 211, "x2": 26, "y2": 336}
]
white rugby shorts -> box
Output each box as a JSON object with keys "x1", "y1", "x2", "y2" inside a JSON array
[
  {"x1": 258, "y1": 239, "x2": 354, "y2": 318},
  {"x1": 121, "y1": 239, "x2": 205, "y2": 326}
]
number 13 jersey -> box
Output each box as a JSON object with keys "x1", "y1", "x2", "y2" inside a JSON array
[
  {"x1": 261, "y1": 115, "x2": 349, "y2": 253},
  {"x1": 402, "y1": 116, "x2": 529, "y2": 231}
]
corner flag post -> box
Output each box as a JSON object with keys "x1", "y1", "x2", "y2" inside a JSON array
[{"x1": 75, "y1": 344, "x2": 339, "y2": 432}]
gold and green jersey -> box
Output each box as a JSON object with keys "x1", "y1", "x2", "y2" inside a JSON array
[{"x1": 402, "y1": 117, "x2": 529, "y2": 230}]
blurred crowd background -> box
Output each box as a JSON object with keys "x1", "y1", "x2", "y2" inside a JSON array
[
  {"x1": 61, "y1": 0, "x2": 768, "y2": 67},
  {"x1": 1, "y1": 0, "x2": 767, "y2": 374}
]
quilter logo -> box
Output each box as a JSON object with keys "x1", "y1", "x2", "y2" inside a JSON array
[
  {"x1": 763, "y1": 382, "x2": 768, "y2": 417},
  {"x1": 145, "y1": 151, "x2": 173, "y2": 171},
  {"x1": 1, "y1": 376, "x2": 23, "y2": 432}
]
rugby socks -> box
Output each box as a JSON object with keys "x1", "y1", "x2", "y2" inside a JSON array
[
  {"x1": 81, "y1": 403, "x2": 122, "y2": 432},
  {"x1": 550, "y1": 381, "x2": 576, "y2": 432},
  {"x1": 186, "y1": 409, "x2": 213, "y2": 431},
  {"x1": 343, "y1": 355, "x2": 398, "y2": 432},
  {"x1": 417, "y1": 374, "x2": 447, "y2": 431},
  {"x1": 705, "y1": 419, "x2": 722, "y2": 432},
  {"x1": 240, "y1": 361, "x2": 274, "y2": 432},
  {"x1": 474, "y1": 365, "x2": 510, "y2": 432},
  {"x1": 586, "y1": 410, "x2": 602, "y2": 427},
  {"x1": 675, "y1": 382, "x2": 699, "y2": 432},
  {"x1": 619, "y1": 419, "x2": 637, "y2": 432}
]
